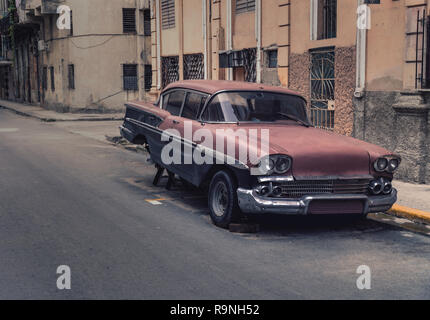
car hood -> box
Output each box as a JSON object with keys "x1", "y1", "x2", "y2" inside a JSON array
[{"x1": 237, "y1": 123, "x2": 393, "y2": 178}]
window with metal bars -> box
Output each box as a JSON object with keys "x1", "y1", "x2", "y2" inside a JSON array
[
  {"x1": 412, "y1": 8, "x2": 430, "y2": 89},
  {"x1": 161, "y1": 0, "x2": 175, "y2": 29},
  {"x1": 184, "y1": 54, "x2": 204, "y2": 80},
  {"x1": 123, "y1": 8, "x2": 136, "y2": 33},
  {"x1": 161, "y1": 56, "x2": 179, "y2": 88},
  {"x1": 144, "y1": 64, "x2": 152, "y2": 91},
  {"x1": 235, "y1": 0, "x2": 255, "y2": 14},
  {"x1": 242, "y1": 48, "x2": 257, "y2": 82},
  {"x1": 42, "y1": 66, "x2": 47, "y2": 91},
  {"x1": 219, "y1": 48, "x2": 256, "y2": 82},
  {"x1": 50, "y1": 66, "x2": 55, "y2": 91},
  {"x1": 267, "y1": 50, "x2": 278, "y2": 68},
  {"x1": 317, "y1": 0, "x2": 336, "y2": 40},
  {"x1": 310, "y1": 48, "x2": 335, "y2": 130},
  {"x1": 123, "y1": 64, "x2": 138, "y2": 91},
  {"x1": 143, "y1": 9, "x2": 151, "y2": 36},
  {"x1": 68, "y1": 64, "x2": 75, "y2": 90}
]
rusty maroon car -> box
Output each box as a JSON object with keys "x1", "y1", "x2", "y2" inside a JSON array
[{"x1": 120, "y1": 80, "x2": 400, "y2": 228}]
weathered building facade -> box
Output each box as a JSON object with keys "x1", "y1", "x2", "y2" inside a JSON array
[
  {"x1": 1, "y1": 0, "x2": 429, "y2": 184},
  {"x1": 289, "y1": 0, "x2": 430, "y2": 184},
  {"x1": 350, "y1": 0, "x2": 430, "y2": 184},
  {"x1": 0, "y1": 0, "x2": 153, "y2": 112},
  {"x1": 149, "y1": 0, "x2": 430, "y2": 183},
  {"x1": 294, "y1": 0, "x2": 430, "y2": 184},
  {"x1": 289, "y1": 0, "x2": 357, "y2": 136},
  {"x1": 149, "y1": 0, "x2": 290, "y2": 91}
]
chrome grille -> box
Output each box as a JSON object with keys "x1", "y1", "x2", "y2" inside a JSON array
[{"x1": 279, "y1": 179, "x2": 370, "y2": 198}]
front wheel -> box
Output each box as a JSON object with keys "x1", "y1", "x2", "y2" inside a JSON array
[{"x1": 208, "y1": 170, "x2": 241, "y2": 228}]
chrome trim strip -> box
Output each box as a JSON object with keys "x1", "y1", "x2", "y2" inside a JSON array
[
  {"x1": 194, "y1": 144, "x2": 249, "y2": 170},
  {"x1": 124, "y1": 117, "x2": 249, "y2": 170},
  {"x1": 119, "y1": 125, "x2": 133, "y2": 135},
  {"x1": 293, "y1": 175, "x2": 374, "y2": 181},
  {"x1": 126, "y1": 118, "x2": 163, "y2": 135},
  {"x1": 257, "y1": 176, "x2": 294, "y2": 183}
]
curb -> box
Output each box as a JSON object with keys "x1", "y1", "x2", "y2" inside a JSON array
[
  {"x1": 387, "y1": 204, "x2": 430, "y2": 225},
  {"x1": 0, "y1": 105, "x2": 123, "y2": 122}
]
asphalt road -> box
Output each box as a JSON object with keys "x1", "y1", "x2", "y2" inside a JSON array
[{"x1": 0, "y1": 109, "x2": 429, "y2": 300}]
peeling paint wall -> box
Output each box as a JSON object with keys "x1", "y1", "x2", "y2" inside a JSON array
[
  {"x1": 354, "y1": 91, "x2": 430, "y2": 184},
  {"x1": 288, "y1": 52, "x2": 310, "y2": 109},
  {"x1": 334, "y1": 47, "x2": 356, "y2": 136},
  {"x1": 289, "y1": 47, "x2": 356, "y2": 136},
  {"x1": 33, "y1": 0, "x2": 152, "y2": 113},
  {"x1": 152, "y1": 0, "x2": 291, "y2": 89}
]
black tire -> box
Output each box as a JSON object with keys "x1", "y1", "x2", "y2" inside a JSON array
[{"x1": 208, "y1": 170, "x2": 241, "y2": 228}]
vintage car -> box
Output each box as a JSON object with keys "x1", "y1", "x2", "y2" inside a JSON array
[{"x1": 120, "y1": 80, "x2": 400, "y2": 228}]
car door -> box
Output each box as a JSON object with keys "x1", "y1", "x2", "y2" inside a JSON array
[
  {"x1": 176, "y1": 91, "x2": 208, "y2": 185},
  {"x1": 191, "y1": 94, "x2": 228, "y2": 186},
  {"x1": 157, "y1": 89, "x2": 187, "y2": 176}
]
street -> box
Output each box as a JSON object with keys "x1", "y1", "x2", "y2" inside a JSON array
[{"x1": 0, "y1": 108, "x2": 429, "y2": 300}]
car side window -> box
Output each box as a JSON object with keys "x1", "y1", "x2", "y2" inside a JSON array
[
  {"x1": 182, "y1": 93, "x2": 207, "y2": 120},
  {"x1": 165, "y1": 90, "x2": 185, "y2": 116},
  {"x1": 161, "y1": 93, "x2": 169, "y2": 109},
  {"x1": 201, "y1": 95, "x2": 225, "y2": 122}
]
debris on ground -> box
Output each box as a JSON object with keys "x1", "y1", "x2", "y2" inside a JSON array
[{"x1": 105, "y1": 135, "x2": 147, "y2": 154}]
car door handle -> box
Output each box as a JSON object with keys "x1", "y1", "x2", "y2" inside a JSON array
[
  {"x1": 163, "y1": 135, "x2": 173, "y2": 143},
  {"x1": 172, "y1": 120, "x2": 180, "y2": 124}
]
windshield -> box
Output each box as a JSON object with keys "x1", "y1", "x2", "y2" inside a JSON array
[{"x1": 201, "y1": 91, "x2": 308, "y2": 123}]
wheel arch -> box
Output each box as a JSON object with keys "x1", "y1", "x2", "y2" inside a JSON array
[
  {"x1": 199, "y1": 164, "x2": 253, "y2": 190},
  {"x1": 132, "y1": 134, "x2": 147, "y2": 145}
]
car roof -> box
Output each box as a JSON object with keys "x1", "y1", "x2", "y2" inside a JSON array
[{"x1": 163, "y1": 80, "x2": 303, "y2": 97}]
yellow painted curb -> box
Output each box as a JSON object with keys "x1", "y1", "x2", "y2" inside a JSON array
[{"x1": 388, "y1": 204, "x2": 430, "y2": 224}]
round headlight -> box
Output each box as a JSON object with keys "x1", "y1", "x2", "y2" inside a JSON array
[
  {"x1": 259, "y1": 157, "x2": 275, "y2": 174},
  {"x1": 374, "y1": 158, "x2": 388, "y2": 172},
  {"x1": 275, "y1": 157, "x2": 292, "y2": 174},
  {"x1": 267, "y1": 158, "x2": 275, "y2": 171},
  {"x1": 387, "y1": 159, "x2": 399, "y2": 172},
  {"x1": 369, "y1": 180, "x2": 382, "y2": 195},
  {"x1": 382, "y1": 180, "x2": 393, "y2": 195}
]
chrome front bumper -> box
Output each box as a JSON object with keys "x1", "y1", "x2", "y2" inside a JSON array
[{"x1": 237, "y1": 188, "x2": 397, "y2": 215}]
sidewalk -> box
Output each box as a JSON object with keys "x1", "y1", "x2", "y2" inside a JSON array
[
  {"x1": 393, "y1": 181, "x2": 430, "y2": 212},
  {"x1": 0, "y1": 99, "x2": 123, "y2": 122},
  {"x1": 389, "y1": 181, "x2": 430, "y2": 225}
]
